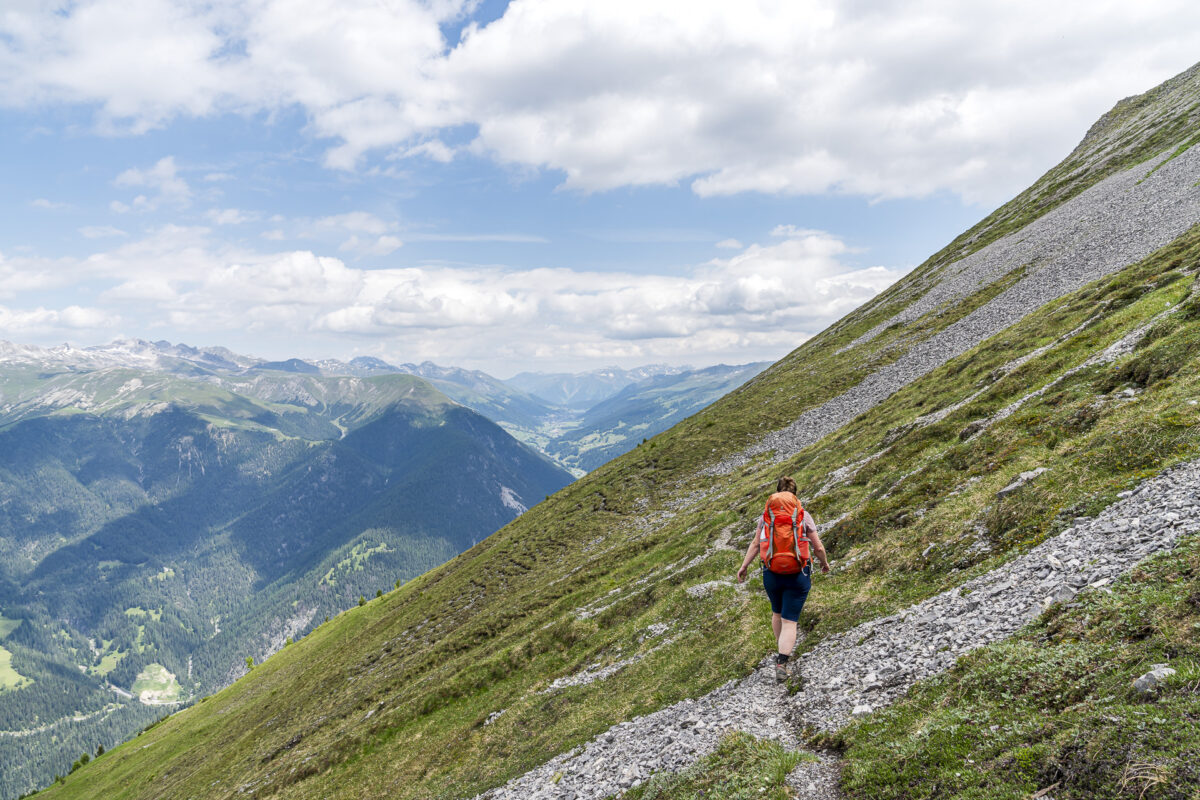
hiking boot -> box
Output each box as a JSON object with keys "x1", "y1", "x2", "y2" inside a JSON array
[{"x1": 773, "y1": 661, "x2": 788, "y2": 684}]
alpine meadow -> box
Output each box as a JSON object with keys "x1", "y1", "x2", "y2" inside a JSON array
[{"x1": 22, "y1": 55, "x2": 1200, "y2": 800}]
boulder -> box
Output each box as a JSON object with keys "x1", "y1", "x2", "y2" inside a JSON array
[{"x1": 1133, "y1": 665, "x2": 1176, "y2": 693}]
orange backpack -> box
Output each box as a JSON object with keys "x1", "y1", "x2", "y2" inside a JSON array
[{"x1": 757, "y1": 491, "x2": 811, "y2": 574}]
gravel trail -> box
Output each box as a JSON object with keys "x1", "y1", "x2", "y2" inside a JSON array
[{"x1": 472, "y1": 458, "x2": 1200, "y2": 800}]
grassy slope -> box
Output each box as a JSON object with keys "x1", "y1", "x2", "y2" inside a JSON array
[
  {"x1": 837, "y1": 533, "x2": 1200, "y2": 800},
  {"x1": 36, "y1": 68, "x2": 1200, "y2": 800}
]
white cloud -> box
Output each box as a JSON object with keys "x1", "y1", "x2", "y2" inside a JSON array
[
  {"x1": 314, "y1": 211, "x2": 394, "y2": 236},
  {"x1": 715, "y1": 238, "x2": 743, "y2": 249},
  {"x1": 0, "y1": 225, "x2": 903, "y2": 369},
  {"x1": 79, "y1": 225, "x2": 128, "y2": 238},
  {"x1": 31, "y1": 198, "x2": 69, "y2": 210},
  {"x1": 0, "y1": 304, "x2": 118, "y2": 335},
  {"x1": 4, "y1": 2, "x2": 1200, "y2": 203},
  {"x1": 405, "y1": 232, "x2": 549, "y2": 243},
  {"x1": 205, "y1": 208, "x2": 257, "y2": 225},
  {"x1": 402, "y1": 140, "x2": 455, "y2": 163},
  {"x1": 338, "y1": 234, "x2": 403, "y2": 256},
  {"x1": 262, "y1": 229, "x2": 286, "y2": 241},
  {"x1": 0, "y1": 255, "x2": 65, "y2": 299},
  {"x1": 114, "y1": 156, "x2": 191, "y2": 210}
]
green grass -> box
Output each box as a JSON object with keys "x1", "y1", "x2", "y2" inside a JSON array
[
  {"x1": 91, "y1": 648, "x2": 126, "y2": 678},
  {"x1": 123, "y1": 607, "x2": 162, "y2": 622},
  {"x1": 835, "y1": 533, "x2": 1200, "y2": 800},
  {"x1": 321, "y1": 540, "x2": 392, "y2": 587},
  {"x1": 131, "y1": 664, "x2": 182, "y2": 704},
  {"x1": 0, "y1": 644, "x2": 32, "y2": 692},
  {"x1": 620, "y1": 731, "x2": 816, "y2": 800}
]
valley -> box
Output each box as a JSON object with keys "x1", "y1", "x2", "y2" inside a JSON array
[{"x1": 0, "y1": 362, "x2": 573, "y2": 798}]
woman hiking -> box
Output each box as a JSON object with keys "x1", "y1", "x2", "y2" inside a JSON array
[{"x1": 736, "y1": 476, "x2": 830, "y2": 683}]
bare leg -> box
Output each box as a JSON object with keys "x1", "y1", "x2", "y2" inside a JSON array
[
  {"x1": 771, "y1": 612, "x2": 782, "y2": 641},
  {"x1": 777, "y1": 619, "x2": 798, "y2": 656}
]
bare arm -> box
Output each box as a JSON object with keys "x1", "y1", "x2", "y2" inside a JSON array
[
  {"x1": 736, "y1": 522, "x2": 761, "y2": 583},
  {"x1": 805, "y1": 515, "x2": 831, "y2": 573}
]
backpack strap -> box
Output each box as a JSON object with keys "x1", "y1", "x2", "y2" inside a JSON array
[
  {"x1": 789, "y1": 506, "x2": 804, "y2": 563},
  {"x1": 763, "y1": 502, "x2": 775, "y2": 563}
]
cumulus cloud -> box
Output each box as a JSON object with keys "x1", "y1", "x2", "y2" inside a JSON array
[
  {"x1": 0, "y1": 304, "x2": 119, "y2": 335},
  {"x1": 0, "y1": 226, "x2": 903, "y2": 369},
  {"x1": 114, "y1": 156, "x2": 191, "y2": 210},
  {"x1": 3, "y1": 2, "x2": 1200, "y2": 203}
]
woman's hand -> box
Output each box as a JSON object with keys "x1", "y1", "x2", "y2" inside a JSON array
[
  {"x1": 736, "y1": 564, "x2": 748, "y2": 583},
  {"x1": 820, "y1": 561, "x2": 831, "y2": 574}
]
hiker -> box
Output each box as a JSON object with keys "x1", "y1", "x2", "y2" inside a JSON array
[{"x1": 736, "y1": 476, "x2": 830, "y2": 682}]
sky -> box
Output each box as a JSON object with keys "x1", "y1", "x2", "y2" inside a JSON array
[{"x1": 3, "y1": 1, "x2": 1200, "y2": 376}]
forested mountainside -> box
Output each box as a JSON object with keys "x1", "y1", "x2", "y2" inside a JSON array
[
  {"x1": 0, "y1": 366, "x2": 571, "y2": 799},
  {"x1": 33, "y1": 62, "x2": 1200, "y2": 800},
  {"x1": 312, "y1": 357, "x2": 769, "y2": 475},
  {"x1": 541, "y1": 362, "x2": 770, "y2": 473}
]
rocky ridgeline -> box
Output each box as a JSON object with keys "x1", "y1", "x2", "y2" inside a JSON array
[
  {"x1": 473, "y1": 459, "x2": 1200, "y2": 800},
  {"x1": 709, "y1": 144, "x2": 1200, "y2": 475}
]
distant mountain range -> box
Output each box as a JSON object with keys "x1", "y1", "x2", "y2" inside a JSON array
[
  {"x1": 0, "y1": 345, "x2": 573, "y2": 798},
  {"x1": 0, "y1": 342, "x2": 767, "y2": 477},
  {"x1": 506, "y1": 365, "x2": 689, "y2": 408},
  {"x1": 0, "y1": 338, "x2": 765, "y2": 796}
]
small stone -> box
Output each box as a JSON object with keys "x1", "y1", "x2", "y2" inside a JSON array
[
  {"x1": 1133, "y1": 666, "x2": 1176, "y2": 693},
  {"x1": 851, "y1": 704, "x2": 873, "y2": 717}
]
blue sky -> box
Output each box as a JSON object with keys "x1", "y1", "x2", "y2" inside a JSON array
[{"x1": 3, "y1": 1, "x2": 1200, "y2": 375}]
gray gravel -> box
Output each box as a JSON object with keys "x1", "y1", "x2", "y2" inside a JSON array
[
  {"x1": 470, "y1": 459, "x2": 1200, "y2": 800},
  {"x1": 708, "y1": 145, "x2": 1200, "y2": 475},
  {"x1": 474, "y1": 663, "x2": 800, "y2": 800},
  {"x1": 790, "y1": 458, "x2": 1200, "y2": 731}
]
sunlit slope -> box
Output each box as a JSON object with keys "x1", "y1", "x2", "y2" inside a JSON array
[{"x1": 36, "y1": 63, "x2": 1200, "y2": 800}]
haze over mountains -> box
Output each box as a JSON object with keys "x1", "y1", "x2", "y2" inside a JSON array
[{"x1": 27, "y1": 58, "x2": 1200, "y2": 800}]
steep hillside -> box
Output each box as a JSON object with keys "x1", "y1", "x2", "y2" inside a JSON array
[
  {"x1": 33, "y1": 63, "x2": 1200, "y2": 800},
  {"x1": 0, "y1": 369, "x2": 571, "y2": 799}
]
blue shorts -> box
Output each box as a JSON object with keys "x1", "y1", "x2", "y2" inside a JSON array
[{"x1": 762, "y1": 567, "x2": 811, "y2": 622}]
